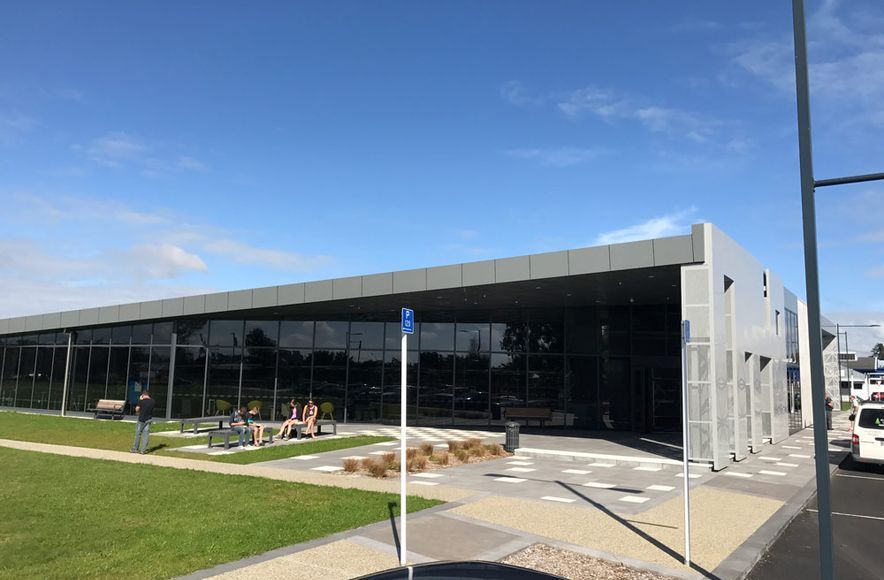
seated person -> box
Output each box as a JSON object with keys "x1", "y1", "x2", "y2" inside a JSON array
[
  {"x1": 247, "y1": 407, "x2": 265, "y2": 446},
  {"x1": 278, "y1": 399, "x2": 302, "y2": 440},
  {"x1": 303, "y1": 399, "x2": 319, "y2": 440},
  {"x1": 229, "y1": 407, "x2": 249, "y2": 448}
]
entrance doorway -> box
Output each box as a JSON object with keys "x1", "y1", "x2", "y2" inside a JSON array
[{"x1": 632, "y1": 366, "x2": 681, "y2": 433}]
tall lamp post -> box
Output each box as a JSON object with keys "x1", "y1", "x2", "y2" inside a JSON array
[{"x1": 791, "y1": 1, "x2": 884, "y2": 577}]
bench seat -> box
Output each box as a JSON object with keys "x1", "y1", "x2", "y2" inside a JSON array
[
  {"x1": 286, "y1": 420, "x2": 338, "y2": 440},
  {"x1": 504, "y1": 407, "x2": 553, "y2": 428},
  {"x1": 87, "y1": 399, "x2": 126, "y2": 420},
  {"x1": 179, "y1": 415, "x2": 229, "y2": 434},
  {"x1": 207, "y1": 427, "x2": 274, "y2": 450}
]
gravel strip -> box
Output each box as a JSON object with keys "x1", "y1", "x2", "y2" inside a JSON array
[{"x1": 501, "y1": 544, "x2": 675, "y2": 580}]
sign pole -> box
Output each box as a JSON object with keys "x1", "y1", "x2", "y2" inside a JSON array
[
  {"x1": 681, "y1": 320, "x2": 692, "y2": 566},
  {"x1": 399, "y1": 307, "x2": 414, "y2": 567},
  {"x1": 400, "y1": 330, "x2": 407, "y2": 566}
]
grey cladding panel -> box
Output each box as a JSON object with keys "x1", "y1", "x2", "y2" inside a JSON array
[
  {"x1": 393, "y1": 269, "x2": 427, "y2": 294},
  {"x1": 333, "y1": 277, "x2": 362, "y2": 300},
  {"x1": 495, "y1": 256, "x2": 530, "y2": 283},
  {"x1": 25, "y1": 315, "x2": 43, "y2": 332},
  {"x1": 162, "y1": 298, "x2": 184, "y2": 317},
  {"x1": 610, "y1": 241, "x2": 654, "y2": 270},
  {"x1": 568, "y1": 246, "x2": 610, "y2": 274},
  {"x1": 463, "y1": 260, "x2": 495, "y2": 287},
  {"x1": 80, "y1": 308, "x2": 100, "y2": 325},
  {"x1": 60, "y1": 311, "x2": 80, "y2": 327},
  {"x1": 205, "y1": 293, "x2": 229, "y2": 312},
  {"x1": 0, "y1": 319, "x2": 8, "y2": 334},
  {"x1": 363, "y1": 273, "x2": 393, "y2": 297},
  {"x1": 43, "y1": 313, "x2": 61, "y2": 330},
  {"x1": 278, "y1": 283, "x2": 306, "y2": 305},
  {"x1": 305, "y1": 280, "x2": 333, "y2": 302},
  {"x1": 119, "y1": 303, "x2": 140, "y2": 321},
  {"x1": 653, "y1": 236, "x2": 694, "y2": 266},
  {"x1": 98, "y1": 306, "x2": 120, "y2": 324},
  {"x1": 183, "y1": 296, "x2": 206, "y2": 316},
  {"x1": 9, "y1": 317, "x2": 25, "y2": 333},
  {"x1": 692, "y1": 223, "x2": 705, "y2": 262},
  {"x1": 530, "y1": 251, "x2": 569, "y2": 280},
  {"x1": 427, "y1": 265, "x2": 462, "y2": 290},
  {"x1": 228, "y1": 290, "x2": 252, "y2": 311},
  {"x1": 140, "y1": 300, "x2": 163, "y2": 320},
  {"x1": 253, "y1": 287, "x2": 278, "y2": 308}
]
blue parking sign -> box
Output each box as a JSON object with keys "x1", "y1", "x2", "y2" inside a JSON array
[{"x1": 401, "y1": 308, "x2": 415, "y2": 334}]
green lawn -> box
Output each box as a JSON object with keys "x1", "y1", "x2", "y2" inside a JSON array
[
  {"x1": 0, "y1": 447, "x2": 439, "y2": 579},
  {"x1": 0, "y1": 412, "x2": 393, "y2": 463},
  {"x1": 163, "y1": 435, "x2": 395, "y2": 464},
  {"x1": 0, "y1": 411, "x2": 200, "y2": 452}
]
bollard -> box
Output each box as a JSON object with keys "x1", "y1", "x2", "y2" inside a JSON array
[{"x1": 505, "y1": 421, "x2": 520, "y2": 453}]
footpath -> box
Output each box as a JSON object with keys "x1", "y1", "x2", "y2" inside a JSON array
[{"x1": 0, "y1": 413, "x2": 852, "y2": 580}]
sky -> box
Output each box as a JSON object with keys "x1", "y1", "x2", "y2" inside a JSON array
[{"x1": 0, "y1": 0, "x2": 882, "y2": 353}]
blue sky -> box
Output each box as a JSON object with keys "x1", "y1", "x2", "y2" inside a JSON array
[{"x1": 1, "y1": 0, "x2": 882, "y2": 351}]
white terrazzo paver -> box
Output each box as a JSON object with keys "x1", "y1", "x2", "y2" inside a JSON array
[{"x1": 541, "y1": 496, "x2": 576, "y2": 504}]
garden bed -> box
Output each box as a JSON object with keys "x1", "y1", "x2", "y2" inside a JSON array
[{"x1": 341, "y1": 437, "x2": 510, "y2": 478}]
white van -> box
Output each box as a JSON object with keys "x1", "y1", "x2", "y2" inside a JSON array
[{"x1": 851, "y1": 402, "x2": 884, "y2": 465}]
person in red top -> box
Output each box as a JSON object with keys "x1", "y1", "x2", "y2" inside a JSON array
[{"x1": 303, "y1": 400, "x2": 319, "y2": 439}]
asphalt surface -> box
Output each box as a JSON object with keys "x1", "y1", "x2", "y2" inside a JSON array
[{"x1": 749, "y1": 455, "x2": 884, "y2": 580}]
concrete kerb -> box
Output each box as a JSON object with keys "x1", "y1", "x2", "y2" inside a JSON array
[{"x1": 710, "y1": 449, "x2": 848, "y2": 579}]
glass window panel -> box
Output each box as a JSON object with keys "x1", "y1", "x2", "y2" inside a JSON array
[
  {"x1": 206, "y1": 347, "x2": 242, "y2": 415},
  {"x1": 111, "y1": 325, "x2": 131, "y2": 345},
  {"x1": 386, "y1": 322, "x2": 420, "y2": 351},
  {"x1": 347, "y1": 350, "x2": 383, "y2": 422},
  {"x1": 528, "y1": 355, "x2": 564, "y2": 411},
  {"x1": 48, "y1": 346, "x2": 67, "y2": 410},
  {"x1": 128, "y1": 347, "x2": 151, "y2": 414},
  {"x1": 311, "y1": 349, "x2": 347, "y2": 420},
  {"x1": 490, "y1": 319, "x2": 527, "y2": 353},
  {"x1": 38, "y1": 332, "x2": 58, "y2": 346},
  {"x1": 245, "y1": 321, "x2": 279, "y2": 347},
  {"x1": 209, "y1": 320, "x2": 244, "y2": 347},
  {"x1": 418, "y1": 351, "x2": 454, "y2": 425},
  {"x1": 106, "y1": 346, "x2": 130, "y2": 401},
  {"x1": 277, "y1": 349, "x2": 313, "y2": 411},
  {"x1": 15, "y1": 347, "x2": 37, "y2": 407},
  {"x1": 599, "y1": 357, "x2": 631, "y2": 430},
  {"x1": 347, "y1": 321, "x2": 384, "y2": 350},
  {"x1": 147, "y1": 347, "x2": 170, "y2": 418},
  {"x1": 86, "y1": 347, "x2": 109, "y2": 402},
  {"x1": 600, "y1": 306, "x2": 630, "y2": 334},
  {"x1": 455, "y1": 323, "x2": 490, "y2": 353},
  {"x1": 152, "y1": 322, "x2": 173, "y2": 345},
  {"x1": 632, "y1": 306, "x2": 666, "y2": 333},
  {"x1": 131, "y1": 324, "x2": 153, "y2": 345},
  {"x1": 18, "y1": 334, "x2": 38, "y2": 346},
  {"x1": 566, "y1": 356, "x2": 598, "y2": 429},
  {"x1": 279, "y1": 321, "x2": 314, "y2": 348},
  {"x1": 92, "y1": 328, "x2": 111, "y2": 345},
  {"x1": 314, "y1": 321, "x2": 349, "y2": 349},
  {"x1": 491, "y1": 353, "x2": 526, "y2": 424},
  {"x1": 241, "y1": 347, "x2": 277, "y2": 419},
  {"x1": 66, "y1": 347, "x2": 90, "y2": 412},
  {"x1": 382, "y1": 350, "x2": 418, "y2": 422},
  {"x1": 171, "y1": 347, "x2": 206, "y2": 418},
  {"x1": 0, "y1": 347, "x2": 18, "y2": 407},
  {"x1": 528, "y1": 311, "x2": 564, "y2": 353},
  {"x1": 32, "y1": 347, "x2": 54, "y2": 409},
  {"x1": 453, "y1": 352, "x2": 490, "y2": 425},
  {"x1": 176, "y1": 320, "x2": 208, "y2": 346},
  {"x1": 565, "y1": 309, "x2": 599, "y2": 355},
  {"x1": 75, "y1": 329, "x2": 92, "y2": 345},
  {"x1": 420, "y1": 323, "x2": 454, "y2": 352}
]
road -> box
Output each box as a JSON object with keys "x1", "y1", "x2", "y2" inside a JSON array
[{"x1": 749, "y1": 455, "x2": 884, "y2": 579}]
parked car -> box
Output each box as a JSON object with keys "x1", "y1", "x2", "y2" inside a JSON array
[{"x1": 851, "y1": 402, "x2": 884, "y2": 465}]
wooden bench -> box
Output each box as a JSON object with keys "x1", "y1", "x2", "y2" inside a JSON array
[
  {"x1": 504, "y1": 407, "x2": 553, "y2": 428},
  {"x1": 179, "y1": 415, "x2": 230, "y2": 434},
  {"x1": 289, "y1": 419, "x2": 338, "y2": 440},
  {"x1": 207, "y1": 427, "x2": 274, "y2": 450},
  {"x1": 87, "y1": 399, "x2": 126, "y2": 420}
]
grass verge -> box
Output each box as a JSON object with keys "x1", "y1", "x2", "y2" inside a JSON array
[
  {"x1": 0, "y1": 447, "x2": 440, "y2": 579},
  {"x1": 163, "y1": 435, "x2": 395, "y2": 464}
]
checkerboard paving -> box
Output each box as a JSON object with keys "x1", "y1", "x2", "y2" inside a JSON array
[{"x1": 345, "y1": 426, "x2": 505, "y2": 442}]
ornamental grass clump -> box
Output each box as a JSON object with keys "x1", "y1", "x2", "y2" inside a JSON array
[
  {"x1": 366, "y1": 459, "x2": 389, "y2": 478},
  {"x1": 342, "y1": 458, "x2": 359, "y2": 473},
  {"x1": 420, "y1": 442, "x2": 435, "y2": 456},
  {"x1": 431, "y1": 450, "x2": 450, "y2": 465},
  {"x1": 484, "y1": 443, "x2": 505, "y2": 456},
  {"x1": 447, "y1": 440, "x2": 463, "y2": 452}
]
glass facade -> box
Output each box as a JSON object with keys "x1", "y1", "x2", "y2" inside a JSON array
[{"x1": 0, "y1": 304, "x2": 681, "y2": 429}]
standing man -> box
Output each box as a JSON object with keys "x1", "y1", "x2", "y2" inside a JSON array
[
  {"x1": 131, "y1": 390, "x2": 156, "y2": 454},
  {"x1": 824, "y1": 394, "x2": 834, "y2": 431}
]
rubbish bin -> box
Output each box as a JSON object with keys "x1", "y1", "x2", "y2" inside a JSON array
[{"x1": 505, "y1": 421, "x2": 520, "y2": 453}]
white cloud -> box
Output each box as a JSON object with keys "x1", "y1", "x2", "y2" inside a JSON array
[
  {"x1": 85, "y1": 132, "x2": 148, "y2": 166},
  {"x1": 669, "y1": 17, "x2": 721, "y2": 33},
  {"x1": 125, "y1": 244, "x2": 209, "y2": 278},
  {"x1": 0, "y1": 112, "x2": 37, "y2": 144},
  {"x1": 177, "y1": 156, "x2": 208, "y2": 171},
  {"x1": 77, "y1": 132, "x2": 208, "y2": 174},
  {"x1": 505, "y1": 146, "x2": 606, "y2": 167},
  {"x1": 867, "y1": 265, "x2": 884, "y2": 279},
  {"x1": 594, "y1": 208, "x2": 697, "y2": 245},
  {"x1": 822, "y1": 310, "x2": 884, "y2": 354},
  {"x1": 500, "y1": 81, "x2": 542, "y2": 107},
  {"x1": 199, "y1": 237, "x2": 333, "y2": 271}
]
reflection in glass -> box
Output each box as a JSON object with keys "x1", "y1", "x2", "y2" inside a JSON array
[
  {"x1": 206, "y1": 347, "x2": 242, "y2": 414},
  {"x1": 172, "y1": 347, "x2": 206, "y2": 418},
  {"x1": 528, "y1": 312, "x2": 564, "y2": 353},
  {"x1": 454, "y1": 352, "x2": 489, "y2": 425},
  {"x1": 347, "y1": 321, "x2": 384, "y2": 350},
  {"x1": 241, "y1": 347, "x2": 277, "y2": 419},
  {"x1": 131, "y1": 324, "x2": 153, "y2": 345},
  {"x1": 92, "y1": 328, "x2": 111, "y2": 345},
  {"x1": 32, "y1": 347, "x2": 53, "y2": 409},
  {"x1": 279, "y1": 321, "x2": 314, "y2": 348},
  {"x1": 86, "y1": 347, "x2": 109, "y2": 403},
  {"x1": 209, "y1": 320, "x2": 244, "y2": 347},
  {"x1": 386, "y1": 322, "x2": 420, "y2": 351},
  {"x1": 420, "y1": 323, "x2": 454, "y2": 352},
  {"x1": 314, "y1": 321, "x2": 349, "y2": 349},
  {"x1": 382, "y1": 350, "x2": 418, "y2": 422},
  {"x1": 277, "y1": 349, "x2": 312, "y2": 412},
  {"x1": 245, "y1": 321, "x2": 279, "y2": 347},
  {"x1": 67, "y1": 347, "x2": 89, "y2": 412},
  {"x1": 111, "y1": 325, "x2": 131, "y2": 345},
  {"x1": 129, "y1": 347, "x2": 151, "y2": 412},
  {"x1": 418, "y1": 351, "x2": 454, "y2": 425},
  {"x1": 107, "y1": 346, "x2": 130, "y2": 401},
  {"x1": 148, "y1": 347, "x2": 170, "y2": 418},
  {"x1": 311, "y1": 349, "x2": 347, "y2": 420},
  {"x1": 346, "y1": 350, "x2": 382, "y2": 422},
  {"x1": 48, "y1": 346, "x2": 67, "y2": 410},
  {"x1": 153, "y1": 322, "x2": 174, "y2": 345},
  {"x1": 491, "y1": 319, "x2": 527, "y2": 353},
  {"x1": 566, "y1": 356, "x2": 598, "y2": 429},
  {"x1": 528, "y1": 355, "x2": 564, "y2": 411},
  {"x1": 176, "y1": 320, "x2": 208, "y2": 346},
  {"x1": 599, "y1": 357, "x2": 631, "y2": 430},
  {"x1": 491, "y1": 353, "x2": 526, "y2": 423},
  {"x1": 456, "y1": 323, "x2": 490, "y2": 352}
]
